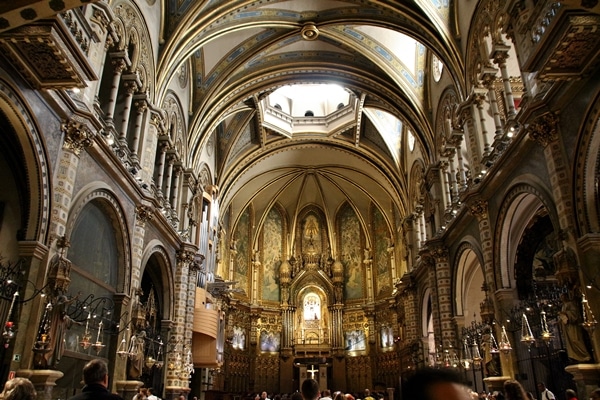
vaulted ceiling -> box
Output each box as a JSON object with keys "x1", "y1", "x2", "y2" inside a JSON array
[
  {"x1": 155, "y1": 0, "x2": 466, "y2": 243},
  {"x1": 1, "y1": 0, "x2": 468, "y2": 244}
]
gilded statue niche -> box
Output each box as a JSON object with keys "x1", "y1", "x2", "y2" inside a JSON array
[{"x1": 295, "y1": 286, "x2": 330, "y2": 346}]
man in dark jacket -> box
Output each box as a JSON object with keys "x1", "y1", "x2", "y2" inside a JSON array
[{"x1": 68, "y1": 359, "x2": 124, "y2": 400}]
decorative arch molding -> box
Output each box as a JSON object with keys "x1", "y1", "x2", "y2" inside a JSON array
[
  {"x1": 435, "y1": 87, "x2": 461, "y2": 151},
  {"x1": 409, "y1": 159, "x2": 426, "y2": 212},
  {"x1": 494, "y1": 182, "x2": 558, "y2": 290},
  {"x1": 291, "y1": 274, "x2": 333, "y2": 308},
  {"x1": 453, "y1": 241, "x2": 485, "y2": 322},
  {"x1": 66, "y1": 183, "x2": 132, "y2": 294},
  {"x1": 465, "y1": 0, "x2": 506, "y2": 91},
  {"x1": 111, "y1": 0, "x2": 156, "y2": 99},
  {"x1": 140, "y1": 241, "x2": 175, "y2": 320},
  {"x1": 0, "y1": 77, "x2": 50, "y2": 244},
  {"x1": 162, "y1": 91, "x2": 188, "y2": 163},
  {"x1": 574, "y1": 92, "x2": 600, "y2": 235}
]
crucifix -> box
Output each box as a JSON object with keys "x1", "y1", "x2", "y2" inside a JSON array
[{"x1": 307, "y1": 364, "x2": 318, "y2": 379}]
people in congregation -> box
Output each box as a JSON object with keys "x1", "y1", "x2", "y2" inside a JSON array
[
  {"x1": 538, "y1": 383, "x2": 556, "y2": 400},
  {"x1": 66, "y1": 359, "x2": 124, "y2": 400},
  {"x1": 504, "y1": 380, "x2": 529, "y2": 400},
  {"x1": 565, "y1": 389, "x2": 578, "y2": 400},
  {"x1": 402, "y1": 367, "x2": 472, "y2": 400},
  {"x1": 0, "y1": 377, "x2": 37, "y2": 400},
  {"x1": 301, "y1": 379, "x2": 320, "y2": 400},
  {"x1": 320, "y1": 390, "x2": 332, "y2": 400}
]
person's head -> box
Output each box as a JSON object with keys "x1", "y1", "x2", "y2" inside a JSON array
[
  {"x1": 323, "y1": 390, "x2": 331, "y2": 398},
  {"x1": 0, "y1": 377, "x2": 37, "y2": 400},
  {"x1": 291, "y1": 393, "x2": 304, "y2": 400},
  {"x1": 302, "y1": 379, "x2": 320, "y2": 400},
  {"x1": 262, "y1": 392, "x2": 269, "y2": 399},
  {"x1": 504, "y1": 380, "x2": 528, "y2": 400},
  {"x1": 538, "y1": 383, "x2": 548, "y2": 392},
  {"x1": 403, "y1": 367, "x2": 472, "y2": 400},
  {"x1": 590, "y1": 389, "x2": 600, "y2": 400},
  {"x1": 526, "y1": 393, "x2": 535, "y2": 400},
  {"x1": 82, "y1": 359, "x2": 109, "y2": 387},
  {"x1": 333, "y1": 392, "x2": 345, "y2": 400},
  {"x1": 566, "y1": 390, "x2": 577, "y2": 400},
  {"x1": 365, "y1": 390, "x2": 371, "y2": 397}
]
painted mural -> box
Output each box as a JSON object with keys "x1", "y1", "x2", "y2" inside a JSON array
[
  {"x1": 345, "y1": 329, "x2": 366, "y2": 351},
  {"x1": 232, "y1": 326, "x2": 246, "y2": 350},
  {"x1": 262, "y1": 207, "x2": 282, "y2": 301},
  {"x1": 340, "y1": 205, "x2": 363, "y2": 299},
  {"x1": 374, "y1": 206, "x2": 391, "y2": 295},
  {"x1": 302, "y1": 213, "x2": 322, "y2": 254},
  {"x1": 259, "y1": 330, "x2": 281, "y2": 352},
  {"x1": 233, "y1": 208, "x2": 250, "y2": 293}
]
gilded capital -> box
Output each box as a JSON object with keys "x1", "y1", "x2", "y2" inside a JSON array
[
  {"x1": 62, "y1": 120, "x2": 94, "y2": 155},
  {"x1": 527, "y1": 112, "x2": 559, "y2": 147},
  {"x1": 468, "y1": 199, "x2": 488, "y2": 221},
  {"x1": 135, "y1": 205, "x2": 154, "y2": 224},
  {"x1": 431, "y1": 246, "x2": 449, "y2": 263}
]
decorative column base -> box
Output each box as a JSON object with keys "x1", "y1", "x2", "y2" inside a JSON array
[
  {"x1": 484, "y1": 376, "x2": 511, "y2": 394},
  {"x1": 565, "y1": 363, "x2": 600, "y2": 400},
  {"x1": 16, "y1": 369, "x2": 64, "y2": 400},
  {"x1": 165, "y1": 386, "x2": 190, "y2": 400},
  {"x1": 115, "y1": 380, "x2": 144, "y2": 400}
]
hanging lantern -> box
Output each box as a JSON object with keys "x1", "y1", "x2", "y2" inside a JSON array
[
  {"x1": 540, "y1": 310, "x2": 553, "y2": 342},
  {"x1": 581, "y1": 293, "x2": 597, "y2": 333},
  {"x1": 499, "y1": 326, "x2": 512, "y2": 354},
  {"x1": 520, "y1": 313, "x2": 536, "y2": 346},
  {"x1": 2, "y1": 292, "x2": 18, "y2": 348}
]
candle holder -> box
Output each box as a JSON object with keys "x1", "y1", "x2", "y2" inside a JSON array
[
  {"x1": 2, "y1": 292, "x2": 18, "y2": 348},
  {"x1": 520, "y1": 313, "x2": 536, "y2": 346},
  {"x1": 581, "y1": 293, "x2": 597, "y2": 333},
  {"x1": 540, "y1": 310, "x2": 553, "y2": 343},
  {"x1": 498, "y1": 326, "x2": 512, "y2": 354},
  {"x1": 91, "y1": 321, "x2": 105, "y2": 354}
]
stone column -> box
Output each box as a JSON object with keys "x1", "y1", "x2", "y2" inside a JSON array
[
  {"x1": 49, "y1": 120, "x2": 94, "y2": 240},
  {"x1": 105, "y1": 56, "x2": 129, "y2": 123},
  {"x1": 457, "y1": 101, "x2": 483, "y2": 175},
  {"x1": 118, "y1": 76, "x2": 140, "y2": 145},
  {"x1": 491, "y1": 42, "x2": 517, "y2": 119},
  {"x1": 130, "y1": 95, "x2": 148, "y2": 164},
  {"x1": 163, "y1": 156, "x2": 175, "y2": 209},
  {"x1": 166, "y1": 248, "x2": 195, "y2": 395},
  {"x1": 431, "y1": 245, "x2": 456, "y2": 347},
  {"x1": 155, "y1": 142, "x2": 169, "y2": 197},
  {"x1": 479, "y1": 67, "x2": 503, "y2": 141},
  {"x1": 473, "y1": 87, "x2": 492, "y2": 158},
  {"x1": 132, "y1": 205, "x2": 153, "y2": 295},
  {"x1": 468, "y1": 199, "x2": 515, "y2": 380}
]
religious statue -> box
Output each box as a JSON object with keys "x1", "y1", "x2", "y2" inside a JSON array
[
  {"x1": 47, "y1": 295, "x2": 81, "y2": 367},
  {"x1": 128, "y1": 330, "x2": 147, "y2": 378},
  {"x1": 559, "y1": 292, "x2": 592, "y2": 363}
]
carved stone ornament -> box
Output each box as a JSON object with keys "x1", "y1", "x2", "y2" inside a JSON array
[
  {"x1": 62, "y1": 120, "x2": 94, "y2": 155},
  {"x1": 431, "y1": 246, "x2": 449, "y2": 263},
  {"x1": 527, "y1": 112, "x2": 559, "y2": 147},
  {"x1": 468, "y1": 199, "x2": 489, "y2": 221},
  {"x1": 0, "y1": 18, "x2": 97, "y2": 89},
  {"x1": 135, "y1": 205, "x2": 154, "y2": 224}
]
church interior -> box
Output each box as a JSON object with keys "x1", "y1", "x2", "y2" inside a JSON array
[{"x1": 1, "y1": 0, "x2": 600, "y2": 399}]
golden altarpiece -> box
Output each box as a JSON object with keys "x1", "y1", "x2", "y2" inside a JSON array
[{"x1": 217, "y1": 206, "x2": 402, "y2": 395}]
